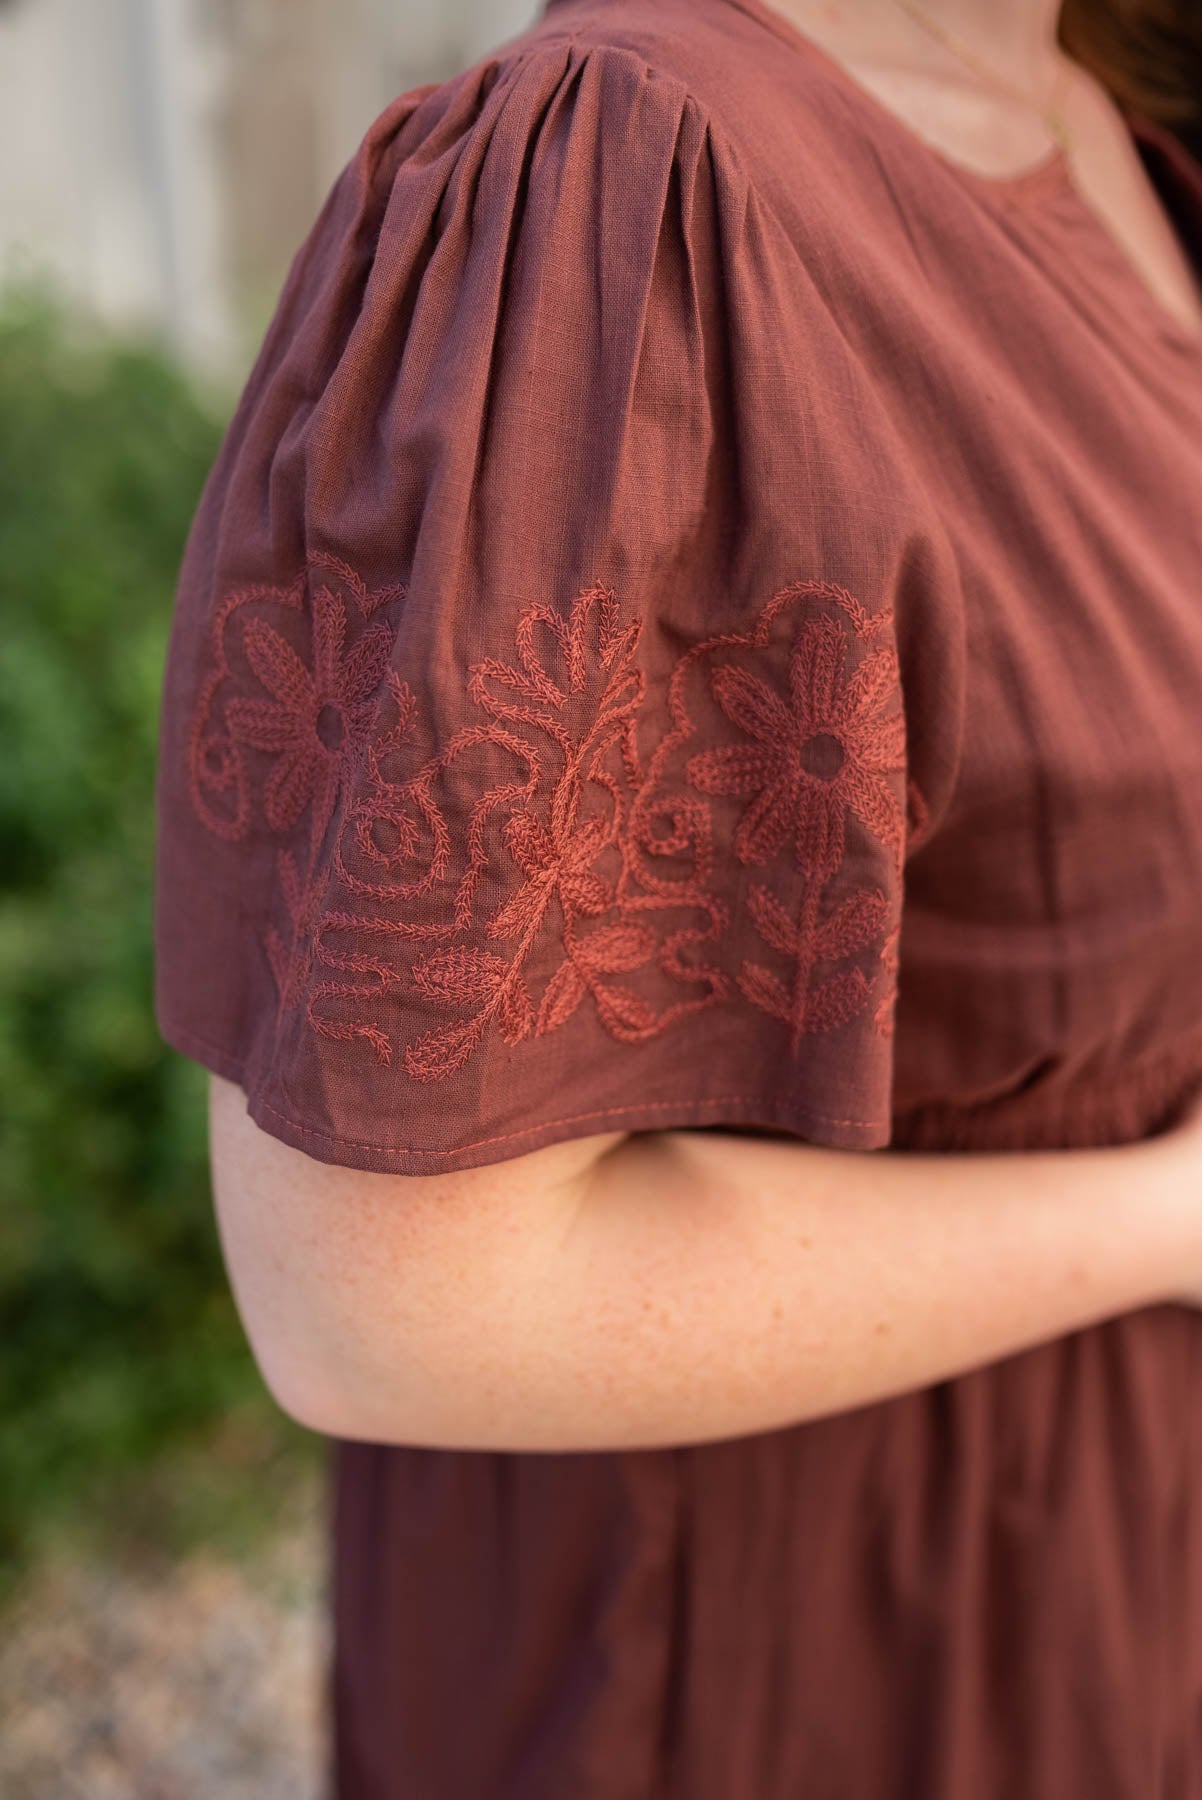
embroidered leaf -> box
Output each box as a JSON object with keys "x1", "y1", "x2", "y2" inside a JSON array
[
  {"x1": 412, "y1": 947, "x2": 507, "y2": 1004},
  {"x1": 812, "y1": 887, "x2": 890, "y2": 961},
  {"x1": 593, "y1": 982, "x2": 659, "y2": 1040},
  {"x1": 504, "y1": 809, "x2": 557, "y2": 879},
  {"x1": 734, "y1": 773, "x2": 797, "y2": 865},
  {"x1": 372, "y1": 672, "x2": 419, "y2": 759},
  {"x1": 806, "y1": 967, "x2": 871, "y2": 1033},
  {"x1": 487, "y1": 879, "x2": 552, "y2": 942},
  {"x1": 842, "y1": 590, "x2": 893, "y2": 641},
  {"x1": 563, "y1": 870, "x2": 611, "y2": 916},
  {"x1": 470, "y1": 653, "x2": 562, "y2": 715},
  {"x1": 577, "y1": 921, "x2": 656, "y2": 974},
  {"x1": 497, "y1": 977, "x2": 535, "y2": 1045},
  {"x1": 537, "y1": 958, "x2": 587, "y2": 1033},
  {"x1": 873, "y1": 922, "x2": 901, "y2": 1037},
  {"x1": 737, "y1": 961, "x2": 793, "y2": 1021},
  {"x1": 403, "y1": 1013, "x2": 488, "y2": 1082},
  {"x1": 746, "y1": 883, "x2": 798, "y2": 957},
  {"x1": 308, "y1": 1012, "x2": 394, "y2": 1066}
]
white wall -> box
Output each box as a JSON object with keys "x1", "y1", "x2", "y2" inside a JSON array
[{"x1": 0, "y1": 0, "x2": 539, "y2": 378}]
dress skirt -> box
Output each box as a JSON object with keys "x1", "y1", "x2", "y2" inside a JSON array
[{"x1": 328, "y1": 1031, "x2": 1202, "y2": 1799}]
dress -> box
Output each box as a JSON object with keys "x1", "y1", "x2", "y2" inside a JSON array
[{"x1": 152, "y1": 0, "x2": 1202, "y2": 1792}]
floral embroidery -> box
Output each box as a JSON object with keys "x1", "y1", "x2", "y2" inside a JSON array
[
  {"x1": 187, "y1": 552, "x2": 405, "y2": 848},
  {"x1": 311, "y1": 580, "x2": 729, "y2": 1077},
  {"x1": 225, "y1": 582, "x2": 394, "y2": 851},
  {"x1": 685, "y1": 609, "x2": 905, "y2": 872},
  {"x1": 186, "y1": 564, "x2": 918, "y2": 1075},
  {"x1": 641, "y1": 579, "x2": 907, "y2": 1054}
]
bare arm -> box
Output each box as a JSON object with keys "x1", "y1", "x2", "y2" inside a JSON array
[{"x1": 208, "y1": 1072, "x2": 1201, "y2": 1452}]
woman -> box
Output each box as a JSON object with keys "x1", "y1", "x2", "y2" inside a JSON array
[{"x1": 154, "y1": 0, "x2": 1202, "y2": 1792}]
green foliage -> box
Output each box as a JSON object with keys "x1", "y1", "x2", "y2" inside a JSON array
[{"x1": 0, "y1": 286, "x2": 319, "y2": 1598}]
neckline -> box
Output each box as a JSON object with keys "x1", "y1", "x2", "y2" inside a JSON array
[
  {"x1": 714, "y1": 0, "x2": 1202, "y2": 364},
  {"x1": 720, "y1": 0, "x2": 1074, "y2": 198}
]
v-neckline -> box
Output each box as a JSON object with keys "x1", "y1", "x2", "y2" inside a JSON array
[{"x1": 713, "y1": 0, "x2": 1202, "y2": 369}]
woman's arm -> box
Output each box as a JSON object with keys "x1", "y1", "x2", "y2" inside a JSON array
[{"x1": 209, "y1": 1072, "x2": 1201, "y2": 1452}]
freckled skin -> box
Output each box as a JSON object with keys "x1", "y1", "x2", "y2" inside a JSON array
[{"x1": 210, "y1": 1069, "x2": 1202, "y2": 1451}]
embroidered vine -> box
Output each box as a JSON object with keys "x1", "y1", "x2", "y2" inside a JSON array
[
  {"x1": 187, "y1": 563, "x2": 921, "y2": 1076},
  {"x1": 312, "y1": 579, "x2": 729, "y2": 1076}
]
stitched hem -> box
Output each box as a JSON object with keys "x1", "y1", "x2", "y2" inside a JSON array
[{"x1": 158, "y1": 1012, "x2": 891, "y2": 1172}]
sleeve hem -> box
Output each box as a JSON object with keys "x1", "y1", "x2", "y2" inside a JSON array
[{"x1": 158, "y1": 1014, "x2": 893, "y2": 1172}]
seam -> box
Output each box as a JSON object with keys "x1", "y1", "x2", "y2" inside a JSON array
[
  {"x1": 160, "y1": 1016, "x2": 888, "y2": 1145},
  {"x1": 255, "y1": 1095, "x2": 882, "y2": 1153}
]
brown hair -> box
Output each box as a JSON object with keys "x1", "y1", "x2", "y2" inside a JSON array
[{"x1": 1059, "y1": 0, "x2": 1202, "y2": 156}]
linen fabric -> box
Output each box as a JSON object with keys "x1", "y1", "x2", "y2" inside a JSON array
[{"x1": 154, "y1": 0, "x2": 1202, "y2": 1792}]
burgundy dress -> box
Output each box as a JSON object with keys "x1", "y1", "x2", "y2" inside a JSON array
[{"x1": 154, "y1": 0, "x2": 1202, "y2": 1791}]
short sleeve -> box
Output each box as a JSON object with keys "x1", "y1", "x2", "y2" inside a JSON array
[{"x1": 154, "y1": 35, "x2": 966, "y2": 1173}]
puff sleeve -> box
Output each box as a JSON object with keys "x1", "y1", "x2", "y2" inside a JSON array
[{"x1": 153, "y1": 36, "x2": 965, "y2": 1173}]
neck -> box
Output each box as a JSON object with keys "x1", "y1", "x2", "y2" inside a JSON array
[{"x1": 888, "y1": 0, "x2": 1066, "y2": 80}]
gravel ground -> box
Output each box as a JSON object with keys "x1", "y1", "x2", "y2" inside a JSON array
[{"x1": 0, "y1": 1469, "x2": 331, "y2": 1800}]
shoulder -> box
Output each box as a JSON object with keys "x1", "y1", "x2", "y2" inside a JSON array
[
  {"x1": 245, "y1": 0, "x2": 909, "y2": 514},
  {"x1": 341, "y1": 0, "x2": 863, "y2": 248},
  {"x1": 516, "y1": 0, "x2": 856, "y2": 160}
]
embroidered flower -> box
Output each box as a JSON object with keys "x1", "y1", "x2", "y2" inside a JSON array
[
  {"x1": 488, "y1": 797, "x2": 613, "y2": 941},
  {"x1": 187, "y1": 553, "x2": 405, "y2": 844},
  {"x1": 642, "y1": 578, "x2": 910, "y2": 1051},
  {"x1": 225, "y1": 582, "x2": 394, "y2": 852},
  {"x1": 188, "y1": 560, "x2": 917, "y2": 1079},
  {"x1": 684, "y1": 612, "x2": 905, "y2": 879}
]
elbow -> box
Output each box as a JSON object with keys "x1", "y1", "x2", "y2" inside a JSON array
[
  {"x1": 224, "y1": 1252, "x2": 492, "y2": 1447},
  {"x1": 245, "y1": 1310, "x2": 446, "y2": 1444},
  {"x1": 252, "y1": 1333, "x2": 482, "y2": 1448},
  {"x1": 229, "y1": 1262, "x2": 459, "y2": 1443},
  {"x1": 253, "y1": 1339, "x2": 354, "y2": 1440},
  {"x1": 227, "y1": 1297, "x2": 363, "y2": 1439},
  {"x1": 206, "y1": 1071, "x2": 626, "y2": 1447}
]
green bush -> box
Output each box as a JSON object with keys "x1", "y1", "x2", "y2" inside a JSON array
[{"x1": 0, "y1": 288, "x2": 319, "y2": 1597}]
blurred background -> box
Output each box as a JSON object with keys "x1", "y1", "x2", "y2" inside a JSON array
[{"x1": 0, "y1": 2, "x2": 537, "y2": 1794}]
